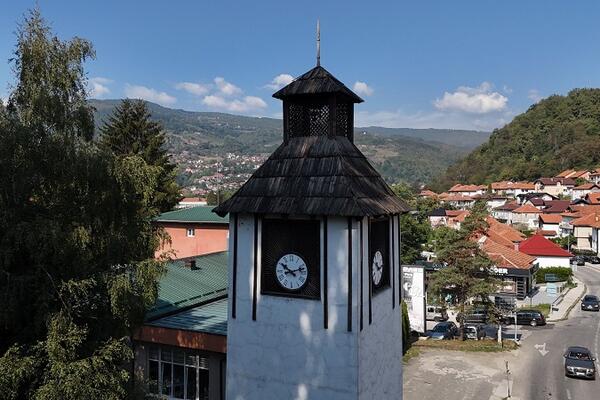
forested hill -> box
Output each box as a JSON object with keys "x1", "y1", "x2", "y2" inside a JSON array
[
  {"x1": 90, "y1": 99, "x2": 489, "y2": 186},
  {"x1": 432, "y1": 89, "x2": 600, "y2": 190}
]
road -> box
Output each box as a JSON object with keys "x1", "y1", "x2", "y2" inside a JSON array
[
  {"x1": 403, "y1": 265, "x2": 600, "y2": 400},
  {"x1": 515, "y1": 264, "x2": 600, "y2": 400}
]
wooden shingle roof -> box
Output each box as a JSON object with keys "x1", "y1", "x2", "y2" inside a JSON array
[
  {"x1": 272, "y1": 65, "x2": 364, "y2": 103},
  {"x1": 213, "y1": 135, "x2": 410, "y2": 217}
]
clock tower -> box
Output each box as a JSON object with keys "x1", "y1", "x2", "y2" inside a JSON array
[{"x1": 214, "y1": 37, "x2": 409, "y2": 399}]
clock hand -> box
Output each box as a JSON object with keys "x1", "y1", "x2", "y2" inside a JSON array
[{"x1": 281, "y1": 264, "x2": 297, "y2": 277}]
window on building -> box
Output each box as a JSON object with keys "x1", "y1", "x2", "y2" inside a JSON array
[
  {"x1": 148, "y1": 346, "x2": 210, "y2": 400},
  {"x1": 187, "y1": 228, "x2": 195, "y2": 237}
]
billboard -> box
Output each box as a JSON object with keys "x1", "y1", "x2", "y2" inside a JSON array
[{"x1": 402, "y1": 265, "x2": 426, "y2": 333}]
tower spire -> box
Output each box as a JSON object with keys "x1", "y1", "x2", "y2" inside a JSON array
[{"x1": 316, "y1": 19, "x2": 321, "y2": 66}]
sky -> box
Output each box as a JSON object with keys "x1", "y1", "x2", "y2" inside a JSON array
[{"x1": 2, "y1": 1, "x2": 600, "y2": 131}]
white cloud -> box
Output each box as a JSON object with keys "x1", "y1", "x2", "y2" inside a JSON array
[
  {"x1": 528, "y1": 89, "x2": 543, "y2": 103},
  {"x1": 124, "y1": 84, "x2": 176, "y2": 106},
  {"x1": 89, "y1": 77, "x2": 112, "y2": 98},
  {"x1": 214, "y1": 77, "x2": 242, "y2": 97},
  {"x1": 175, "y1": 82, "x2": 210, "y2": 96},
  {"x1": 434, "y1": 82, "x2": 508, "y2": 114},
  {"x1": 265, "y1": 74, "x2": 294, "y2": 90},
  {"x1": 202, "y1": 94, "x2": 267, "y2": 113},
  {"x1": 355, "y1": 108, "x2": 515, "y2": 131},
  {"x1": 502, "y1": 85, "x2": 513, "y2": 94},
  {"x1": 353, "y1": 81, "x2": 374, "y2": 97}
]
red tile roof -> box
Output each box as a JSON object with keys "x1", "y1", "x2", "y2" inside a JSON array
[
  {"x1": 449, "y1": 184, "x2": 487, "y2": 192},
  {"x1": 574, "y1": 183, "x2": 600, "y2": 190},
  {"x1": 571, "y1": 212, "x2": 600, "y2": 228},
  {"x1": 493, "y1": 202, "x2": 520, "y2": 211},
  {"x1": 481, "y1": 238, "x2": 536, "y2": 269},
  {"x1": 419, "y1": 189, "x2": 437, "y2": 197},
  {"x1": 535, "y1": 177, "x2": 576, "y2": 186},
  {"x1": 519, "y1": 234, "x2": 573, "y2": 257},
  {"x1": 445, "y1": 210, "x2": 467, "y2": 217},
  {"x1": 542, "y1": 200, "x2": 571, "y2": 214},
  {"x1": 491, "y1": 181, "x2": 535, "y2": 190},
  {"x1": 536, "y1": 229, "x2": 558, "y2": 237},
  {"x1": 486, "y1": 217, "x2": 526, "y2": 243},
  {"x1": 539, "y1": 214, "x2": 562, "y2": 224},
  {"x1": 586, "y1": 193, "x2": 600, "y2": 205},
  {"x1": 513, "y1": 204, "x2": 541, "y2": 214}
]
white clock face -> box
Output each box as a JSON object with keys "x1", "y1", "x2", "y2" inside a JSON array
[
  {"x1": 372, "y1": 250, "x2": 384, "y2": 286},
  {"x1": 275, "y1": 254, "x2": 308, "y2": 291}
]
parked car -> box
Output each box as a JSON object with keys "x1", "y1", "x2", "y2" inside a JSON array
[
  {"x1": 564, "y1": 346, "x2": 596, "y2": 380},
  {"x1": 457, "y1": 309, "x2": 489, "y2": 324},
  {"x1": 464, "y1": 324, "x2": 486, "y2": 340},
  {"x1": 503, "y1": 309, "x2": 546, "y2": 327},
  {"x1": 585, "y1": 255, "x2": 600, "y2": 264},
  {"x1": 426, "y1": 305, "x2": 448, "y2": 321},
  {"x1": 426, "y1": 321, "x2": 458, "y2": 340},
  {"x1": 571, "y1": 256, "x2": 586, "y2": 266},
  {"x1": 581, "y1": 295, "x2": 600, "y2": 311}
]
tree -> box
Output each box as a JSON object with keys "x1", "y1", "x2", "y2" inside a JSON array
[
  {"x1": 428, "y1": 202, "x2": 498, "y2": 340},
  {"x1": 100, "y1": 99, "x2": 180, "y2": 212},
  {"x1": 0, "y1": 10, "x2": 164, "y2": 398}
]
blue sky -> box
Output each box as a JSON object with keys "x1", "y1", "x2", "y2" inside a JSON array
[{"x1": 2, "y1": 1, "x2": 600, "y2": 131}]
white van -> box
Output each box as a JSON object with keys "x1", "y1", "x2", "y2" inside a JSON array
[{"x1": 426, "y1": 305, "x2": 448, "y2": 321}]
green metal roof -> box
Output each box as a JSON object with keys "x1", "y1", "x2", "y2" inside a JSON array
[
  {"x1": 155, "y1": 206, "x2": 229, "y2": 224},
  {"x1": 146, "y1": 251, "x2": 228, "y2": 320},
  {"x1": 148, "y1": 298, "x2": 228, "y2": 336}
]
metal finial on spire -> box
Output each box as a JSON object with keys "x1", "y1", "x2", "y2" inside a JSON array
[{"x1": 316, "y1": 19, "x2": 321, "y2": 66}]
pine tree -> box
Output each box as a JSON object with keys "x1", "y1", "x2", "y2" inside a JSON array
[{"x1": 100, "y1": 99, "x2": 180, "y2": 212}]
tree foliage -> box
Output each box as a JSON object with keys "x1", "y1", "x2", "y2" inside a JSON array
[
  {"x1": 433, "y1": 89, "x2": 600, "y2": 190},
  {"x1": 100, "y1": 99, "x2": 180, "y2": 212},
  {"x1": 428, "y1": 202, "x2": 498, "y2": 339},
  {"x1": 0, "y1": 9, "x2": 165, "y2": 398}
]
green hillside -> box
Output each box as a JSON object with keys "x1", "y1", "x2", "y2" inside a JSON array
[
  {"x1": 433, "y1": 89, "x2": 600, "y2": 190},
  {"x1": 90, "y1": 99, "x2": 486, "y2": 185}
]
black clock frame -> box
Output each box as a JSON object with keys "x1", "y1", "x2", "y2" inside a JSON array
[
  {"x1": 369, "y1": 216, "x2": 391, "y2": 294},
  {"x1": 260, "y1": 218, "x2": 321, "y2": 299}
]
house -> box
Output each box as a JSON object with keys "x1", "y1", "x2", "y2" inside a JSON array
[
  {"x1": 419, "y1": 189, "x2": 438, "y2": 199},
  {"x1": 588, "y1": 168, "x2": 600, "y2": 185},
  {"x1": 538, "y1": 214, "x2": 562, "y2": 238},
  {"x1": 134, "y1": 252, "x2": 228, "y2": 400},
  {"x1": 510, "y1": 204, "x2": 541, "y2": 229},
  {"x1": 490, "y1": 181, "x2": 536, "y2": 197},
  {"x1": 571, "y1": 183, "x2": 600, "y2": 201},
  {"x1": 534, "y1": 177, "x2": 576, "y2": 197},
  {"x1": 475, "y1": 194, "x2": 509, "y2": 210},
  {"x1": 518, "y1": 234, "x2": 573, "y2": 268},
  {"x1": 428, "y1": 208, "x2": 448, "y2": 228},
  {"x1": 441, "y1": 194, "x2": 476, "y2": 210},
  {"x1": 491, "y1": 202, "x2": 519, "y2": 223},
  {"x1": 580, "y1": 192, "x2": 600, "y2": 205},
  {"x1": 555, "y1": 169, "x2": 591, "y2": 181},
  {"x1": 479, "y1": 237, "x2": 538, "y2": 300},
  {"x1": 542, "y1": 200, "x2": 572, "y2": 214},
  {"x1": 154, "y1": 206, "x2": 229, "y2": 259},
  {"x1": 446, "y1": 210, "x2": 470, "y2": 230},
  {"x1": 448, "y1": 183, "x2": 487, "y2": 196},
  {"x1": 486, "y1": 217, "x2": 527, "y2": 247},
  {"x1": 517, "y1": 192, "x2": 558, "y2": 205},
  {"x1": 176, "y1": 197, "x2": 208, "y2": 209},
  {"x1": 571, "y1": 212, "x2": 600, "y2": 253}
]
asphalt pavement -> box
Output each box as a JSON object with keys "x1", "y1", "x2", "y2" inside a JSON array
[
  {"x1": 404, "y1": 264, "x2": 600, "y2": 400},
  {"x1": 514, "y1": 264, "x2": 600, "y2": 400}
]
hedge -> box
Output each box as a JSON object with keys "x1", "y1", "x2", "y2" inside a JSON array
[{"x1": 535, "y1": 267, "x2": 573, "y2": 283}]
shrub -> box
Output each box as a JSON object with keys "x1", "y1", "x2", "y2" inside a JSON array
[
  {"x1": 535, "y1": 267, "x2": 573, "y2": 283},
  {"x1": 402, "y1": 301, "x2": 410, "y2": 354}
]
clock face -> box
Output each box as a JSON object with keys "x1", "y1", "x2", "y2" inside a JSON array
[
  {"x1": 275, "y1": 253, "x2": 309, "y2": 291},
  {"x1": 372, "y1": 250, "x2": 384, "y2": 286}
]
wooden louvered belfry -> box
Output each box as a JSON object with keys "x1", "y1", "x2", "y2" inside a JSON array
[{"x1": 214, "y1": 65, "x2": 409, "y2": 218}]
